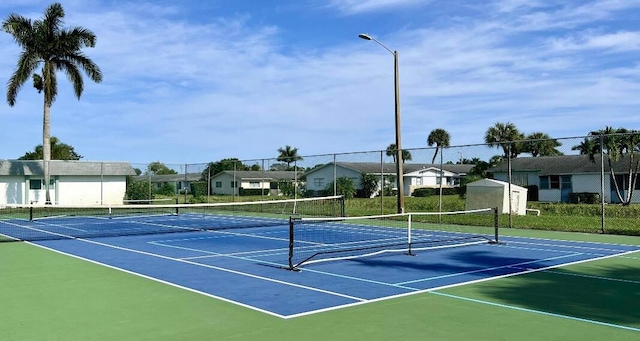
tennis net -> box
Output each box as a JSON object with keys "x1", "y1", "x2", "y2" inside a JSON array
[
  {"x1": 287, "y1": 208, "x2": 499, "y2": 270},
  {"x1": 0, "y1": 195, "x2": 344, "y2": 242}
]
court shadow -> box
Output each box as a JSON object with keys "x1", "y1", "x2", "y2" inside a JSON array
[
  {"x1": 347, "y1": 249, "x2": 539, "y2": 274},
  {"x1": 470, "y1": 264, "x2": 640, "y2": 327}
]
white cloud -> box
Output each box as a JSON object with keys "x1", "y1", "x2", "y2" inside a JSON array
[
  {"x1": 551, "y1": 31, "x2": 640, "y2": 52},
  {"x1": 326, "y1": 0, "x2": 430, "y2": 15}
]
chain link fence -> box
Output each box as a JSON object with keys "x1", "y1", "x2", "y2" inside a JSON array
[{"x1": 12, "y1": 133, "x2": 636, "y2": 235}]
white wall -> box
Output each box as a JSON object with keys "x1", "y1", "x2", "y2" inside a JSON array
[
  {"x1": 0, "y1": 177, "x2": 25, "y2": 204},
  {"x1": 56, "y1": 176, "x2": 127, "y2": 205}
]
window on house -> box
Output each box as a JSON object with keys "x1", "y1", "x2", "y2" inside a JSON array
[
  {"x1": 561, "y1": 175, "x2": 572, "y2": 190},
  {"x1": 215, "y1": 181, "x2": 222, "y2": 188},
  {"x1": 512, "y1": 174, "x2": 529, "y2": 187},
  {"x1": 230, "y1": 181, "x2": 238, "y2": 188},
  {"x1": 539, "y1": 175, "x2": 567, "y2": 189},
  {"x1": 314, "y1": 178, "x2": 325, "y2": 187},
  {"x1": 249, "y1": 181, "x2": 260, "y2": 188},
  {"x1": 550, "y1": 175, "x2": 560, "y2": 189},
  {"x1": 539, "y1": 176, "x2": 549, "y2": 189},
  {"x1": 29, "y1": 179, "x2": 42, "y2": 190}
]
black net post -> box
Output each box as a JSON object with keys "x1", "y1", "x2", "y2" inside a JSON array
[
  {"x1": 493, "y1": 207, "x2": 499, "y2": 243},
  {"x1": 287, "y1": 216, "x2": 295, "y2": 271}
]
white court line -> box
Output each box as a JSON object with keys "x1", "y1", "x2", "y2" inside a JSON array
[
  {"x1": 397, "y1": 253, "x2": 582, "y2": 286},
  {"x1": 503, "y1": 238, "x2": 638, "y2": 254},
  {"x1": 509, "y1": 266, "x2": 640, "y2": 285}
]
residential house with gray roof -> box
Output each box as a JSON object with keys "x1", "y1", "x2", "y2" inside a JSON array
[{"x1": 490, "y1": 154, "x2": 639, "y2": 203}]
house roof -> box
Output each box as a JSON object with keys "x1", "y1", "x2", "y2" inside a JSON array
[
  {"x1": 490, "y1": 154, "x2": 632, "y2": 175},
  {"x1": 305, "y1": 162, "x2": 474, "y2": 176},
  {"x1": 0, "y1": 160, "x2": 137, "y2": 176},
  {"x1": 134, "y1": 173, "x2": 201, "y2": 182},
  {"x1": 211, "y1": 170, "x2": 299, "y2": 181}
]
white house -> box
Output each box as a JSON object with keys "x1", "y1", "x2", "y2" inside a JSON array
[
  {"x1": 0, "y1": 160, "x2": 137, "y2": 205},
  {"x1": 304, "y1": 162, "x2": 474, "y2": 196},
  {"x1": 210, "y1": 170, "x2": 299, "y2": 196},
  {"x1": 405, "y1": 166, "x2": 469, "y2": 195},
  {"x1": 490, "y1": 154, "x2": 640, "y2": 204}
]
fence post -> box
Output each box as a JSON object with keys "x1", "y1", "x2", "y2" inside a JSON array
[
  {"x1": 599, "y1": 135, "x2": 606, "y2": 234},
  {"x1": 507, "y1": 143, "x2": 513, "y2": 228}
]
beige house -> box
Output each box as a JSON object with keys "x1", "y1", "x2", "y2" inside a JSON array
[{"x1": 210, "y1": 170, "x2": 299, "y2": 196}]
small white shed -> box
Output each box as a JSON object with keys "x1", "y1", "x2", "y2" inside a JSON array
[{"x1": 465, "y1": 179, "x2": 528, "y2": 215}]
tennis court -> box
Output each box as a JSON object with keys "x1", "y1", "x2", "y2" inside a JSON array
[{"x1": 2, "y1": 199, "x2": 639, "y2": 323}]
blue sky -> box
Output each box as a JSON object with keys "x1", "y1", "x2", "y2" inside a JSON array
[{"x1": 1, "y1": 0, "x2": 639, "y2": 166}]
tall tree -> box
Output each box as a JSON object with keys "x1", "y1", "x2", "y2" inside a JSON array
[
  {"x1": 3, "y1": 3, "x2": 103, "y2": 204},
  {"x1": 484, "y1": 122, "x2": 524, "y2": 158},
  {"x1": 427, "y1": 128, "x2": 451, "y2": 163},
  {"x1": 200, "y1": 158, "x2": 254, "y2": 180},
  {"x1": 18, "y1": 136, "x2": 83, "y2": 160},
  {"x1": 386, "y1": 143, "x2": 412, "y2": 162},
  {"x1": 277, "y1": 145, "x2": 303, "y2": 168},
  {"x1": 522, "y1": 132, "x2": 563, "y2": 157},
  {"x1": 145, "y1": 162, "x2": 177, "y2": 175}
]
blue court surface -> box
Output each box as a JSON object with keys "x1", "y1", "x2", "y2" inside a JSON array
[{"x1": 4, "y1": 213, "x2": 640, "y2": 319}]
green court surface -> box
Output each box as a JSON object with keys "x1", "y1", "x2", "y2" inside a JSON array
[{"x1": 1, "y1": 229, "x2": 639, "y2": 341}]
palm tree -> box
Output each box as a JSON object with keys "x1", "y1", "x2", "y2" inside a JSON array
[
  {"x1": 386, "y1": 144, "x2": 397, "y2": 162},
  {"x1": 586, "y1": 127, "x2": 640, "y2": 205},
  {"x1": 571, "y1": 137, "x2": 598, "y2": 156},
  {"x1": 3, "y1": 3, "x2": 103, "y2": 204},
  {"x1": 523, "y1": 132, "x2": 563, "y2": 157},
  {"x1": 277, "y1": 145, "x2": 303, "y2": 168},
  {"x1": 18, "y1": 136, "x2": 83, "y2": 160},
  {"x1": 427, "y1": 128, "x2": 451, "y2": 163},
  {"x1": 484, "y1": 122, "x2": 524, "y2": 158},
  {"x1": 386, "y1": 143, "x2": 411, "y2": 162}
]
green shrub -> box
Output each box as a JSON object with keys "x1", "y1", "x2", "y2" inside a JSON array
[
  {"x1": 569, "y1": 192, "x2": 600, "y2": 204},
  {"x1": 125, "y1": 177, "x2": 152, "y2": 202},
  {"x1": 412, "y1": 188, "x2": 435, "y2": 197},
  {"x1": 155, "y1": 183, "x2": 176, "y2": 196},
  {"x1": 190, "y1": 181, "x2": 208, "y2": 197},
  {"x1": 239, "y1": 188, "x2": 269, "y2": 196},
  {"x1": 412, "y1": 188, "x2": 458, "y2": 197}
]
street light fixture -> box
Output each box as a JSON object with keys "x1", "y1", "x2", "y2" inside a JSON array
[{"x1": 359, "y1": 33, "x2": 405, "y2": 213}]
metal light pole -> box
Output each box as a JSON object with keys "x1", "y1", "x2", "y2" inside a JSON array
[{"x1": 359, "y1": 33, "x2": 405, "y2": 213}]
